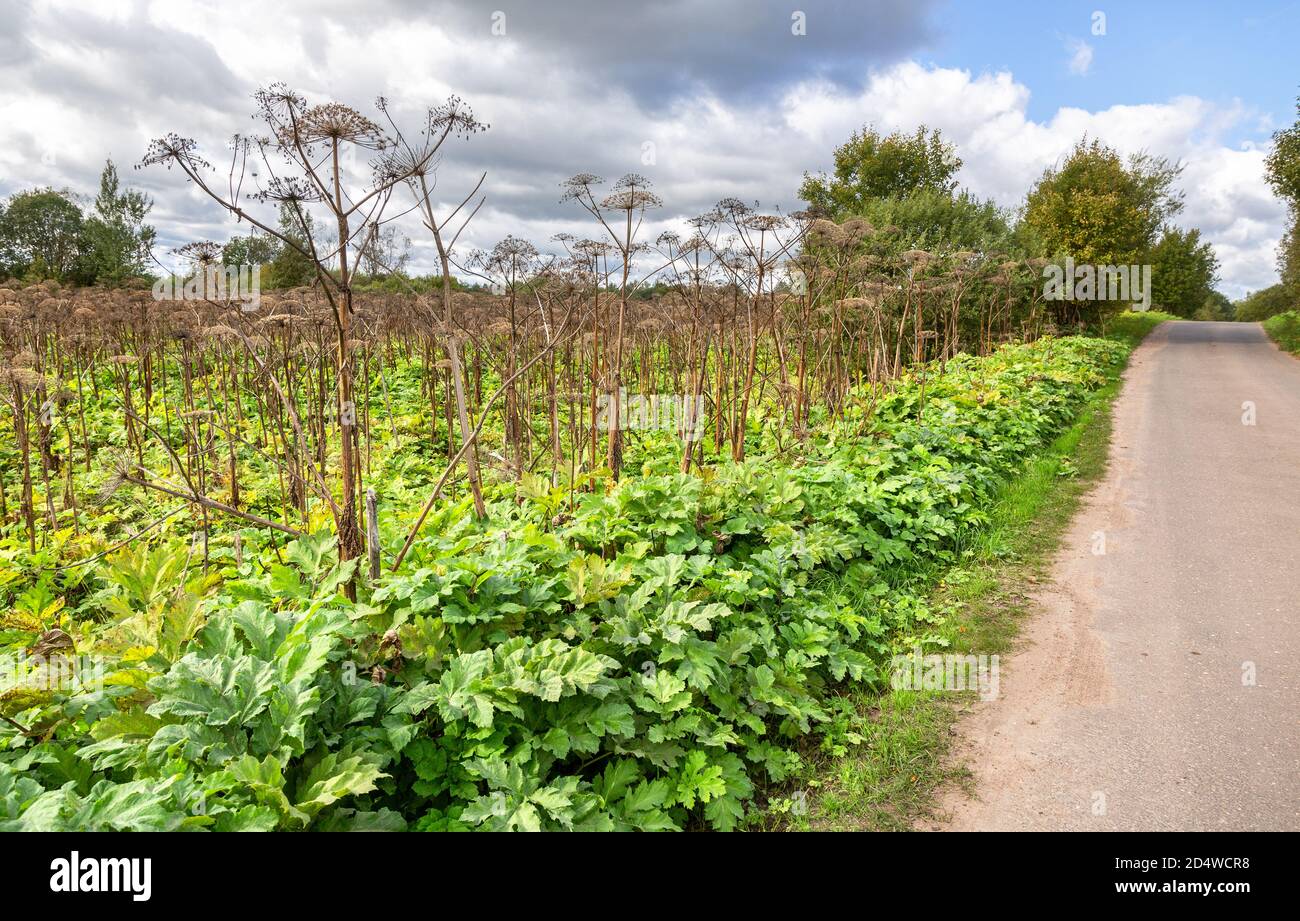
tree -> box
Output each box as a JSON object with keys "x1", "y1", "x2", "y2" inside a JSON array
[
  {"x1": 265, "y1": 202, "x2": 317, "y2": 289},
  {"x1": 1023, "y1": 138, "x2": 1184, "y2": 266},
  {"x1": 799, "y1": 125, "x2": 962, "y2": 218},
  {"x1": 83, "y1": 159, "x2": 156, "y2": 285},
  {"x1": 1149, "y1": 227, "x2": 1220, "y2": 317},
  {"x1": 222, "y1": 230, "x2": 280, "y2": 267},
  {"x1": 1265, "y1": 100, "x2": 1300, "y2": 302},
  {"x1": 1195, "y1": 290, "x2": 1233, "y2": 321},
  {"x1": 1265, "y1": 95, "x2": 1300, "y2": 205},
  {"x1": 0, "y1": 201, "x2": 13, "y2": 279},
  {"x1": 0, "y1": 188, "x2": 88, "y2": 281},
  {"x1": 1277, "y1": 218, "x2": 1300, "y2": 301},
  {"x1": 1235, "y1": 284, "x2": 1292, "y2": 322},
  {"x1": 357, "y1": 223, "x2": 411, "y2": 277}
]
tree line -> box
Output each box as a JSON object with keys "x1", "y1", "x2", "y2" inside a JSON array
[
  {"x1": 0, "y1": 160, "x2": 155, "y2": 286},
  {"x1": 800, "y1": 125, "x2": 1225, "y2": 319}
]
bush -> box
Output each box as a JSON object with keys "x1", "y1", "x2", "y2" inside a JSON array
[{"x1": 1263, "y1": 310, "x2": 1300, "y2": 354}]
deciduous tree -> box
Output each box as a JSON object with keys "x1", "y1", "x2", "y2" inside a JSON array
[{"x1": 799, "y1": 125, "x2": 962, "y2": 218}]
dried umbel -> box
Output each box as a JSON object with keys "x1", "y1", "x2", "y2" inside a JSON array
[
  {"x1": 601, "y1": 187, "x2": 662, "y2": 211},
  {"x1": 598, "y1": 173, "x2": 663, "y2": 212},
  {"x1": 839, "y1": 218, "x2": 875, "y2": 239},
  {"x1": 744, "y1": 214, "x2": 788, "y2": 234},
  {"x1": 425, "y1": 95, "x2": 487, "y2": 139},
  {"x1": 97, "y1": 453, "x2": 136, "y2": 504},
  {"x1": 173, "y1": 241, "x2": 222, "y2": 266},
  {"x1": 806, "y1": 219, "x2": 846, "y2": 246},
  {"x1": 490, "y1": 235, "x2": 539, "y2": 265},
  {"x1": 253, "y1": 84, "x2": 384, "y2": 154},
  {"x1": 256, "y1": 176, "x2": 324, "y2": 206},
  {"x1": 1, "y1": 366, "x2": 43, "y2": 391},
  {"x1": 140, "y1": 132, "x2": 211, "y2": 171},
  {"x1": 836, "y1": 296, "x2": 881, "y2": 314},
  {"x1": 560, "y1": 173, "x2": 604, "y2": 203},
  {"x1": 570, "y1": 238, "x2": 612, "y2": 263},
  {"x1": 296, "y1": 103, "x2": 387, "y2": 150},
  {"x1": 711, "y1": 197, "x2": 754, "y2": 222},
  {"x1": 169, "y1": 307, "x2": 201, "y2": 327}
]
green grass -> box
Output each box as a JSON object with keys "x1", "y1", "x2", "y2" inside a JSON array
[
  {"x1": 1263, "y1": 310, "x2": 1300, "y2": 355},
  {"x1": 774, "y1": 311, "x2": 1170, "y2": 832}
]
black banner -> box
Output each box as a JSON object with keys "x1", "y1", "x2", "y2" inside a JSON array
[{"x1": 0, "y1": 831, "x2": 1282, "y2": 909}]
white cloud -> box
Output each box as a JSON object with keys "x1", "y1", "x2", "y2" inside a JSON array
[{"x1": 1067, "y1": 38, "x2": 1094, "y2": 76}]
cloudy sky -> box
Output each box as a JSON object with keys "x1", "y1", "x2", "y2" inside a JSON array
[{"x1": 1, "y1": 0, "x2": 1296, "y2": 297}]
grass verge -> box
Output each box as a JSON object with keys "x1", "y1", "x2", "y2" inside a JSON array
[
  {"x1": 770, "y1": 311, "x2": 1171, "y2": 831},
  {"x1": 1263, "y1": 310, "x2": 1300, "y2": 355}
]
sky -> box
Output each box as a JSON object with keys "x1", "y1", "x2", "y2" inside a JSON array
[{"x1": 0, "y1": 0, "x2": 1295, "y2": 297}]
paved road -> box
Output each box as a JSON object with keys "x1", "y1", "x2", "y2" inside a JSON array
[{"x1": 938, "y1": 321, "x2": 1300, "y2": 831}]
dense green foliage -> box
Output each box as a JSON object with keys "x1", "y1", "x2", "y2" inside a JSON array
[
  {"x1": 1023, "y1": 139, "x2": 1184, "y2": 273},
  {"x1": 0, "y1": 333, "x2": 1132, "y2": 831},
  {"x1": 81, "y1": 161, "x2": 157, "y2": 287},
  {"x1": 1196, "y1": 290, "x2": 1234, "y2": 322},
  {"x1": 852, "y1": 188, "x2": 1020, "y2": 254},
  {"x1": 1266, "y1": 96, "x2": 1300, "y2": 303},
  {"x1": 1265, "y1": 96, "x2": 1300, "y2": 207},
  {"x1": 221, "y1": 232, "x2": 280, "y2": 269},
  {"x1": 0, "y1": 161, "x2": 155, "y2": 286},
  {"x1": 0, "y1": 189, "x2": 88, "y2": 282},
  {"x1": 265, "y1": 203, "x2": 319, "y2": 290},
  {"x1": 1234, "y1": 283, "x2": 1293, "y2": 322},
  {"x1": 1263, "y1": 310, "x2": 1300, "y2": 354},
  {"x1": 1149, "y1": 227, "x2": 1220, "y2": 317},
  {"x1": 799, "y1": 125, "x2": 963, "y2": 218}
]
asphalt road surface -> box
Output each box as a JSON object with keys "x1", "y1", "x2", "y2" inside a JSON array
[{"x1": 938, "y1": 320, "x2": 1300, "y2": 831}]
